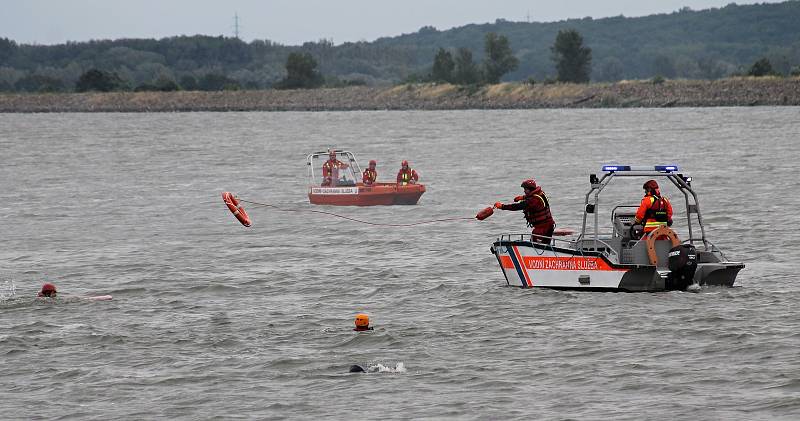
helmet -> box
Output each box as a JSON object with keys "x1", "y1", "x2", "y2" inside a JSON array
[
  {"x1": 643, "y1": 180, "x2": 659, "y2": 191},
  {"x1": 354, "y1": 313, "x2": 370, "y2": 328},
  {"x1": 521, "y1": 179, "x2": 538, "y2": 190},
  {"x1": 369, "y1": 159, "x2": 376, "y2": 167},
  {"x1": 401, "y1": 160, "x2": 409, "y2": 167},
  {"x1": 39, "y1": 282, "x2": 57, "y2": 297}
]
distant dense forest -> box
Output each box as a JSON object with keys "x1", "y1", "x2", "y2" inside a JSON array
[{"x1": 1, "y1": 1, "x2": 799, "y2": 92}]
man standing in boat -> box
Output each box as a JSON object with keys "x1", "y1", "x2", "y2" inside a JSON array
[
  {"x1": 362, "y1": 160, "x2": 378, "y2": 185},
  {"x1": 494, "y1": 179, "x2": 556, "y2": 244},
  {"x1": 634, "y1": 179, "x2": 673, "y2": 235},
  {"x1": 396, "y1": 160, "x2": 419, "y2": 185},
  {"x1": 322, "y1": 149, "x2": 348, "y2": 186}
]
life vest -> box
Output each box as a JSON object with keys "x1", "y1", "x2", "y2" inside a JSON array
[
  {"x1": 323, "y1": 159, "x2": 344, "y2": 177},
  {"x1": 363, "y1": 168, "x2": 377, "y2": 184},
  {"x1": 523, "y1": 190, "x2": 554, "y2": 228},
  {"x1": 643, "y1": 195, "x2": 670, "y2": 230},
  {"x1": 398, "y1": 169, "x2": 416, "y2": 184}
]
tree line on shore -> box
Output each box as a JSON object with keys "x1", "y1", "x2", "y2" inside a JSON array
[{"x1": 1, "y1": 1, "x2": 799, "y2": 93}]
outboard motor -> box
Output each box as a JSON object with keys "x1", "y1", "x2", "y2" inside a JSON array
[{"x1": 666, "y1": 244, "x2": 697, "y2": 290}]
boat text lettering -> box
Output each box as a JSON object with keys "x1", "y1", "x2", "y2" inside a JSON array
[
  {"x1": 523, "y1": 256, "x2": 609, "y2": 271},
  {"x1": 310, "y1": 187, "x2": 359, "y2": 195}
]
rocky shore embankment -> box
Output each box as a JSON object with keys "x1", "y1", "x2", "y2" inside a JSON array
[{"x1": 1, "y1": 77, "x2": 798, "y2": 113}]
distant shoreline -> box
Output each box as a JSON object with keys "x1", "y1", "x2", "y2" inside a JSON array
[{"x1": 1, "y1": 78, "x2": 798, "y2": 113}]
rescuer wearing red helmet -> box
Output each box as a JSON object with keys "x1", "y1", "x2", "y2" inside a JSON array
[
  {"x1": 494, "y1": 178, "x2": 556, "y2": 244},
  {"x1": 38, "y1": 282, "x2": 57, "y2": 298},
  {"x1": 396, "y1": 160, "x2": 419, "y2": 185},
  {"x1": 362, "y1": 159, "x2": 378, "y2": 185},
  {"x1": 354, "y1": 313, "x2": 373, "y2": 331},
  {"x1": 634, "y1": 179, "x2": 673, "y2": 235},
  {"x1": 322, "y1": 149, "x2": 348, "y2": 186}
]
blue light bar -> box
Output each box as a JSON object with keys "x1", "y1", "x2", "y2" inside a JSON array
[
  {"x1": 655, "y1": 165, "x2": 679, "y2": 172},
  {"x1": 601, "y1": 165, "x2": 679, "y2": 172},
  {"x1": 601, "y1": 165, "x2": 631, "y2": 172}
]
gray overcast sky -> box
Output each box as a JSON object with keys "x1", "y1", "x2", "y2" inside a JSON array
[{"x1": 1, "y1": 0, "x2": 785, "y2": 46}]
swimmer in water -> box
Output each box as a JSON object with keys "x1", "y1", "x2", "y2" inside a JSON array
[
  {"x1": 37, "y1": 282, "x2": 57, "y2": 298},
  {"x1": 353, "y1": 313, "x2": 373, "y2": 331},
  {"x1": 349, "y1": 364, "x2": 366, "y2": 373}
]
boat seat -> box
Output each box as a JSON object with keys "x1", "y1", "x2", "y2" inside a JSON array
[{"x1": 613, "y1": 211, "x2": 639, "y2": 242}]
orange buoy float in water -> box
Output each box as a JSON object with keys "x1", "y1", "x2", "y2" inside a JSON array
[
  {"x1": 222, "y1": 192, "x2": 251, "y2": 227},
  {"x1": 354, "y1": 313, "x2": 373, "y2": 331}
]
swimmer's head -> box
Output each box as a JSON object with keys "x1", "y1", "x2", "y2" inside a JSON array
[
  {"x1": 38, "y1": 282, "x2": 57, "y2": 297},
  {"x1": 354, "y1": 313, "x2": 370, "y2": 331}
]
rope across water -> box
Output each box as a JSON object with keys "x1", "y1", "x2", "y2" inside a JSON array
[{"x1": 238, "y1": 198, "x2": 474, "y2": 227}]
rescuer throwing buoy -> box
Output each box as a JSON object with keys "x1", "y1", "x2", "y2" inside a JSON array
[{"x1": 492, "y1": 179, "x2": 557, "y2": 245}]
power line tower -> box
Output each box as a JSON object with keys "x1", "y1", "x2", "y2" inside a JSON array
[{"x1": 233, "y1": 13, "x2": 241, "y2": 39}]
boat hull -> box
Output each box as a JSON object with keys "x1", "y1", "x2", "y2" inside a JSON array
[
  {"x1": 693, "y1": 262, "x2": 743, "y2": 287},
  {"x1": 308, "y1": 183, "x2": 425, "y2": 206},
  {"x1": 491, "y1": 240, "x2": 742, "y2": 292}
]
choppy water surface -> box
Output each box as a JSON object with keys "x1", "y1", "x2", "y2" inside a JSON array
[{"x1": 1, "y1": 108, "x2": 799, "y2": 419}]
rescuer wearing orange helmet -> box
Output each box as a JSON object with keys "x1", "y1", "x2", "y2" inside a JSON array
[
  {"x1": 494, "y1": 178, "x2": 556, "y2": 244},
  {"x1": 362, "y1": 160, "x2": 378, "y2": 185},
  {"x1": 322, "y1": 149, "x2": 348, "y2": 186},
  {"x1": 634, "y1": 179, "x2": 673, "y2": 234},
  {"x1": 38, "y1": 282, "x2": 57, "y2": 297},
  {"x1": 354, "y1": 313, "x2": 373, "y2": 331},
  {"x1": 396, "y1": 160, "x2": 419, "y2": 185}
]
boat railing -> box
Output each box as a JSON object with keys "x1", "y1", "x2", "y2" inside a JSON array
[{"x1": 496, "y1": 233, "x2": 620, "y2": 262}]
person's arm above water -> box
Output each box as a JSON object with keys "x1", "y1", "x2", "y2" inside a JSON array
[{"x1": 495, "y1": 200, "x2": 526, "y2": 211}]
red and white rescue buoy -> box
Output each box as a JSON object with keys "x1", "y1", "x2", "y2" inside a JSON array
[{"x1": 222, "y1": 192, "x2": 251, "y2": 227}]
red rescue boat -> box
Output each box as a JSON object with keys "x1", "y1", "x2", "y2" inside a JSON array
[{"x1": 307, "y1": 149, "x2": 425, "y2": 206}]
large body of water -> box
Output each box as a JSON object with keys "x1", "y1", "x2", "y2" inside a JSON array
[{"x1": 1, "y1": 108, "x2": 799, "y2": 419}]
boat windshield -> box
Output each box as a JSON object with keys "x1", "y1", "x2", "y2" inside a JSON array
[{"x1": 309, "y1": 152, "x2": 360, "y2": 187}]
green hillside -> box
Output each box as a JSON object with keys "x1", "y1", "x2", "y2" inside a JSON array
[
  {"x1": 1, "y1": 1, "x2": 799, "y2": 92},
  {"x1": 372, "y1": 1, "x2": 800, "y2": 80}
]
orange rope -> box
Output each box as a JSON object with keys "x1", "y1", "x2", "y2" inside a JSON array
[{"x1": 238, "y1": 198, "x2": 474, "y2": 227}]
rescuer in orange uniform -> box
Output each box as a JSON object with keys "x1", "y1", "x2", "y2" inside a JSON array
[
  {"x1": 362, "y1": 160, "x2": 377, "y2": 185},
  {"x1": 396, "y1": 160, "x2": 419, "y2": 185},
  {"x1": 634, "y1": 179, "x2": 673, "y2": 235},
  {"x1": 494, "y1": 179, "x2": 556, "y2": 244},
  {"x1": 322, "y1": 149, "x2": 348, "y2": 186}
]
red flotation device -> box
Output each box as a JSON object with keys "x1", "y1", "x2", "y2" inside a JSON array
[
  {"x1": 476, "y1": 207, "x2": 494, "y2": 220},
  {"x1": 222, "y1": 192, "x2": 251, "y2": 227}
]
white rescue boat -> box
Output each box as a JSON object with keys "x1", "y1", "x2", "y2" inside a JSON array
[{"x1": 490, "y1": 165, "x2": 744, "y2": 292}]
